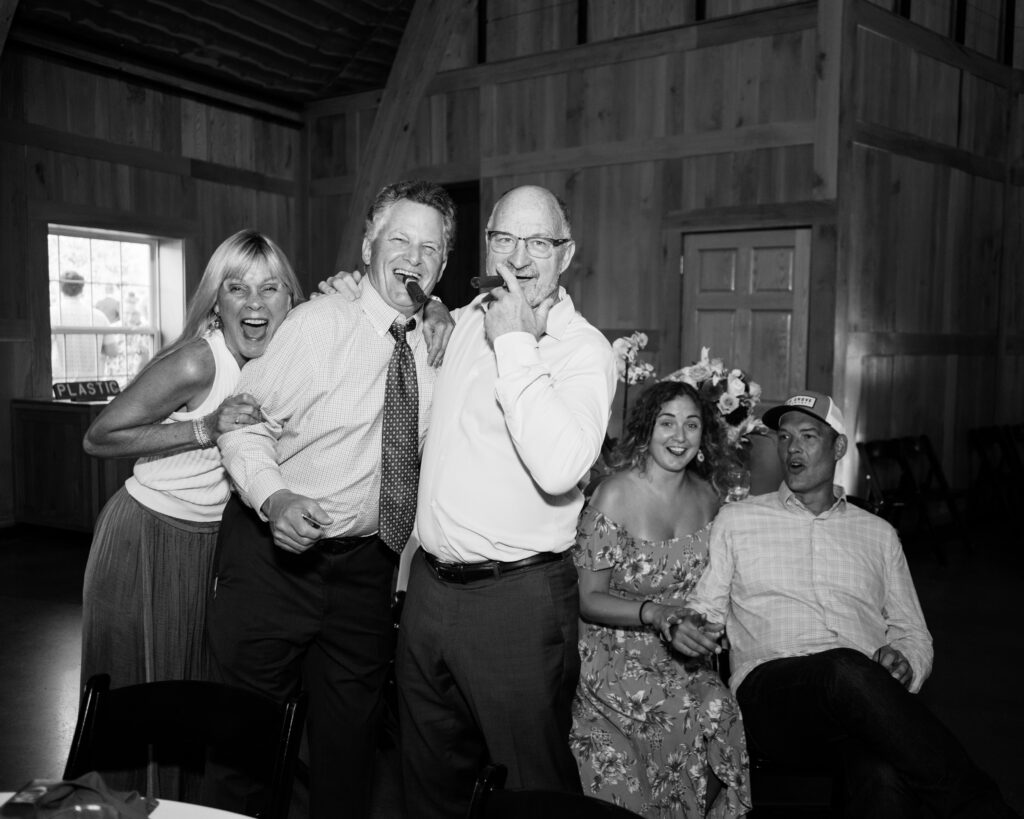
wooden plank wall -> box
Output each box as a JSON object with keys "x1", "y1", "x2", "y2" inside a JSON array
[
  {"x1": 0, "y1": 48, "x2": 301, "y2": 524},
  {"x1": 305, "y1": 0, "x2": 827, "y2": 443},
  {"x1": 303, "y1": 0, "x2": 1023, "y2": 486},
  {"x1": 837, "y1": 0, "x2": 1022, "y2": 491}
]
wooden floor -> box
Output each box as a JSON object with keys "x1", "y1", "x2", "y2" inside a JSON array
[{"x1": 0, "y1": 518, "x2": 1021, "y2": 817}]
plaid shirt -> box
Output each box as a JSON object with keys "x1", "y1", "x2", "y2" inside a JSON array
[
  {"x1": 688, "y1": 484, "x2": 933, "y2": 694},
  {"x1": 219, "y1": 283, "x2": 435, "y2": 539}
]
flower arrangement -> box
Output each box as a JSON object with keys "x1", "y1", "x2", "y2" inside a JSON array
[
  {"x1": 663, "y1": 346, "x2": 765, "y2": 448},
  {"x1": 611, "y1": 331, "x2": 656, "y2": 435},
  {"x1": 612, "y1": 331, "x2": 656, "y2": 385}
]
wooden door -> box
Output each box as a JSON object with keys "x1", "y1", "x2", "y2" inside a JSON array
[{"x1": 681, "y1": 228, "x2": 810, "y2": 406}]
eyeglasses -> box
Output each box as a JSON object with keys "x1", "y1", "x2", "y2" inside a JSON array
[{"x1": 486, "y1": 231, "x2": 571, "y2": 259}]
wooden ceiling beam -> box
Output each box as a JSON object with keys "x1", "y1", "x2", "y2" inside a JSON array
[
  {"x1": 8, "y1": 29, "x2": 302, "y2": 122},
  {"x1": 0, "y1": 0, "x2": 19, "y2": 58},
  {"x1": 334, "y1": 0, "x2": 476, "y2": 271}
]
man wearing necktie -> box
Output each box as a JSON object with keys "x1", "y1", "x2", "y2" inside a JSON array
[{"x1": 207, "y1": 180, "x2": 456, "y2": 819}]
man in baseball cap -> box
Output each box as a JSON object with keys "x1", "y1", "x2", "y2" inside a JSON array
[
  {"x1": 669, "y1": 389, "x2": 1016, "y2": 816},
  {"x1": 761, "y1": 390, "x2": 846, "y2": 436}
]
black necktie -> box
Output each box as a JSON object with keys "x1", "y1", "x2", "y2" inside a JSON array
[{"x1": 379, "y1": 319, "x2": 419, "y2": 553}]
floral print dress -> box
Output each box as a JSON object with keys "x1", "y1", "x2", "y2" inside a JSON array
[{"x1": 570, "y1": 505, "x2": 751, "y2": 818}]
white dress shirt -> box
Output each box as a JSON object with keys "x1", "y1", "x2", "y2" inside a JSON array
[
  {"x1": 687, "y1": 483, "x2": 934, "y2": 694},
  {"x1": 219, "y1": 283, "x2": 435, "y2": 539},
  {"x1": 416, "y1": 288, "x2": 617, "y2": 563}
]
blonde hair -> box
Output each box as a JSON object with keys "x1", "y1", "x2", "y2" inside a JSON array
[{"x1": 138, "y1": 229, "x2": 303, "y2": 378}]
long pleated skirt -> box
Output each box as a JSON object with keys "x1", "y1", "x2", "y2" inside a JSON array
[{"x1": 80, "y1": 486, "x2": 220, "y2": 799}]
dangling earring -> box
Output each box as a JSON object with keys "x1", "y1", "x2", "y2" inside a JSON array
[
  {"x1": 696, "y1": 449, "x2": 705, "y2": 463},
  {"x1": 210, "y1": 310, "x2": 222, "y2": 330}
]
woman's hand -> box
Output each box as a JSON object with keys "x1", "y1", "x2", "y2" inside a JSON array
[
  {"x1": 313, "y1": 270, "x2": 362, "y2": 299},
  {"x1": 208, "y1": 392, "x2": 262, "y2": 442},
  {"x1": 668, "y1": 612, "x2": 724, "y2": 657},
  {"x1": 641, "y1": 601, "x2": 690, "y2": 642},
  {"x1": 422, "y1": 298, "x2": 455, "y2": 367}
]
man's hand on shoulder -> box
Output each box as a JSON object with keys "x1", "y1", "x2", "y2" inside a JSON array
[
  {"x1": 874, "y1": 644, "x2": 914, "y2": 689},
  {"x1": 261, "y1": 489, "x2": 332, "y2": 553},
  {"x1": 312, "y1": 270, "x2": 362, "y2": 300}
]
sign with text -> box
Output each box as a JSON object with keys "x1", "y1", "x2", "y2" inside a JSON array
[{"x1": 52, "y1": 380, "x2": 121, "y2": 402}]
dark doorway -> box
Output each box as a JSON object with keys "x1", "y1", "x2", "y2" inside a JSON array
[{"x1": 435, "y1": 181, "x2": 481, "y2": 310}]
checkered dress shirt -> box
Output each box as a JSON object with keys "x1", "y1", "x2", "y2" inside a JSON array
[
  {"x1": 219, "y1": 283, "x2": 435, "y2": 539},
  {"x1": 688, "y1": 484, "x2": 933, "y2": 694}
]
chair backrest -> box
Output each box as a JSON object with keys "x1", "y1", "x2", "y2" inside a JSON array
[
  {"x1": 64, "y1": 674, "x2": 307, "y2": 819},
  {"x1": 467, "y1": 763, "x2": 642, "y2": 819},
  {"x1": 857, "y1": 438, "x2": 915, "y2": 511},
  {"x1": 899, "y1": 435, "x2": 950, "y2": 495}
]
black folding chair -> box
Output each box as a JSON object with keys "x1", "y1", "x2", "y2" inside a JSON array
[{"x1": 65, "y1": 674, "x2": 307, "y2": 819}]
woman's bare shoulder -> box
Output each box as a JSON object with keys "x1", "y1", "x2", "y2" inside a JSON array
[{"x1": 589, "y1": 471, "x2": 642, "y2": 523}]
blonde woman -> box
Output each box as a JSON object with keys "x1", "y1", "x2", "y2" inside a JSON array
[{"x1": 81, "y1": 229, "x2": 302, "y2": 691}]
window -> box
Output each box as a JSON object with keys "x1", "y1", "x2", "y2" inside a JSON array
[{"x1": 48, "y1": 226, "x2": 184, "y2": 388}]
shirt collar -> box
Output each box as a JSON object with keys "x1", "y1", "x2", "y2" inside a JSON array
[
  {"x1": 777, "y1": 481, "x2": 848, "y2": 516},
  {"x1": 359, "y1": 279, "x2": 422, "y2": 340},
  {"x1": 541, "y1": 287, "x2": 574, "y2": 341}
]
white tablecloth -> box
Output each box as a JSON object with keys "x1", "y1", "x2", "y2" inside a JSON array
[{"x1": 1, "y1": 792, "x2": 246, "y2": 819}]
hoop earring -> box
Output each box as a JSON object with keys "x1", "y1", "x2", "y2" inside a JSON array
[{"x1": 696, "y1": 449, "x2": 705, "y2": 463}]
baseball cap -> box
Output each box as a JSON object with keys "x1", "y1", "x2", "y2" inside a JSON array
[{"x1": 762, "y1": 391, "x2": 846, "y2": 436}]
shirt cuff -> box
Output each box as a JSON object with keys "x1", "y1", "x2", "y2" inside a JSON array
[
  {"x1": 493, "y1": 331, "x2": 540, "y2": 378},
  {"x1": 246, "y1": 469, "x2": 290, "y2": 521}
]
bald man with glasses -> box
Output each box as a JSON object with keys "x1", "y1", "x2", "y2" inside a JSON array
[{"x1": 397, "y1": 185, "x2": 617, "y2": 819}]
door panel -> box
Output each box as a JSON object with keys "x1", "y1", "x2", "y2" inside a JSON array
[{"x1": 682, "y1": 228, "x2": 810, "y2": 406}]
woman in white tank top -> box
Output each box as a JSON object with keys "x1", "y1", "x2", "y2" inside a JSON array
[{"x1": 79, "y1": 230, "x2": 303, "y2": 724}]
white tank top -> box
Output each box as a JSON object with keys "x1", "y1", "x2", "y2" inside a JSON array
[{"x1": 125, "y1": 330, "x2": 241, "y2": 522}]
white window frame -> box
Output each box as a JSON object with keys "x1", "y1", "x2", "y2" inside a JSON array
[{"x1": 48, "y1": 224, "x2": 185, "y2": 387}]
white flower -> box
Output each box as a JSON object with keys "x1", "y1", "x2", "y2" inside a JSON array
[
  {"x1": 687, "y1": 363, "x2": 712, "y2": 383},
  {"x1": 627, "y1": 361, "x2": 656, "y2": 385},
  {"x1": 612, "y1": 337, "x2": 636, "y2": 382},
  {"x1": 748, "y1": 380, "x2": 762, "y2": 400},
  {"x1": 717, "y1": 393, "x2": 739, "y2": 415},
  {"x1": 632, "y1": 332, "x2": 649, "y2": 349},
  {"x1": 726, "y1": 371, "x2": 746, "y2": 397}
]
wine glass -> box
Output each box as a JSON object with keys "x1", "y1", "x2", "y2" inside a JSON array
[{"x1": 724, "y1": 465, "x2": 751, "y2": 503}]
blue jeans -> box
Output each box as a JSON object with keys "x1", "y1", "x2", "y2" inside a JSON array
[{"x1": 736, "y1": 648, "x2": 1015, "y2": 818}]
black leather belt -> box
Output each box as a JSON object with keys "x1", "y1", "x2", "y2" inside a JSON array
[
  {"x1": 319, "y1": 534, "x2": 379, "y2": 555},
  {"x1": 423, "y1": 549, "x2": 568, "y2": 583}
]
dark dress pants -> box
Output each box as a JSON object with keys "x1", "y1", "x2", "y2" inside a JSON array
[
  {"x1": 736, "y1": 648, "x2": 1016, "y2": 819},
  {"x1": 206, "y1": 494, "x2": 397, "y2": 819},
  {"x1": 397, "y1": 549, "x2": 583, "y2": 819}
]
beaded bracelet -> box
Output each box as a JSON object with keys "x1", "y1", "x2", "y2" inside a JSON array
[
  {"x1": 638, "y1": 599, "x2": 652, "y2": 626},
  {"x1": 192, "y1": 416, "x2": 213, "y2": 448}
]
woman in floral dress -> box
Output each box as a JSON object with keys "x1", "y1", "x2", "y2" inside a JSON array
[{"x1": 571, "y1": 380, "x2": 751, "y2": 817}]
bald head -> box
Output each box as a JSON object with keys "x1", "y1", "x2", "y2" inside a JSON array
[
  {"x1": 488, "y1": 185, "x2": 571, "y2": 238},
  {"x1": 485, "y1": 185, "x2": 575, "y2": 307}
]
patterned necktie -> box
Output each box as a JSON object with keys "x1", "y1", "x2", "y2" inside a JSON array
[{"x1": 379, "y1": 319, "x2": 419, "y2": 553}]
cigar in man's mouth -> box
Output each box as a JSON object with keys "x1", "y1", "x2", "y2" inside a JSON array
[
  {"x1": 405, "y1": 279, "x2": 428, "y2": 305},
  {"x1": 470, "y1": 275, "x2": 505, "y2": 290}
]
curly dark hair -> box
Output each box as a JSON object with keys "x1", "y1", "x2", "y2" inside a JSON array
[{"x1": 607, "y1": 380, "x2": 725, "y2": 479}]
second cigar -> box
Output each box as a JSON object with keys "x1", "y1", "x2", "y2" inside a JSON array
[{"x1": 470, "y1": 275, "x2": 506, "y2": 289}]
